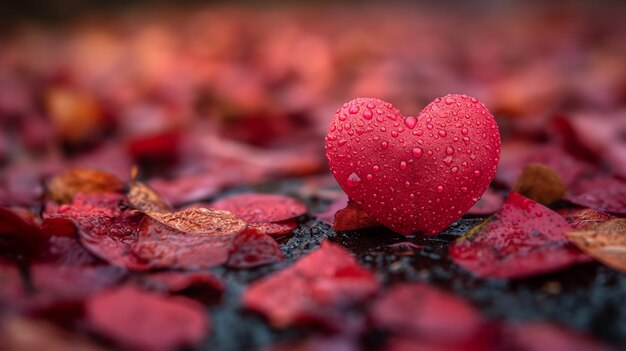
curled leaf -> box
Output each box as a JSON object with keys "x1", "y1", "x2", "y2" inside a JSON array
[
  {"x1": 567, "y1": 176, "x2": 626, "y2": 215},
  {"x1": 227, "y1": 228, "x2": 285, "y2": 269},
  {"x1": 127, "y1": 180, "x2": 171, "y2": 214},
  {"x1": 147, "y1": 208, "x2": 247, "y2": 235},
  {"x1": 512, "y1": 163, "x2": 567, "y2": 205},
  {"x1": 46, "y1": 168, "x2": 124, "y2": 204},
  {"x1": 249, "y1": 219, "x2": 298, "y2": 237},
  {"x1": 567, "y1": 219, "x2": 626, "y2": 274}
]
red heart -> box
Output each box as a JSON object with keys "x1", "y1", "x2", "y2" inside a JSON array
[{"x1": 325, "y1": 94, "x2": 501, "y2": 235}]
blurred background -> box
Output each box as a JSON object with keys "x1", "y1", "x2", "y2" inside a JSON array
[{"x1": 0, "y1": 0, "x2": 624, "y2": 207}]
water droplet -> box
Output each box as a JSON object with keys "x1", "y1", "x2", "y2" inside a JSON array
[
  {"x1": 437, "y1": 185, "x2": 444, "y2": 193},
  {"x1": 391, "y1": 131, "x2": 399, "y2": 138},
  {"x1": 446, "y1": 146, "x2": 454, "y2": 155},
  {"x1": 400, "y1": 161, "x2": 407, "y2": 170},
  {"x1": 373, "y1": 165, "x2": 380, "y2": 172},
  {"x1": 413, "y1": 130, "x2": 424, "y2": 136},
  {"x1": 412, "y1": 147, "x2": 423, "y2": 158},
  {"x1": 444, "y1": 96, "x2": 455, "y2": 105},
  {"x1": 470, "y1": 97, "x2": 478, "y2": 103},
  {"x1": 366, "y1": 174, "x2": 373, "y2": 181},
  {"x1": 362, "y1": 110, "x2": 373, "y2": 120},
  {"x1": 366, "y1": 102, "x2": 376, "y2": 109},
  {"x1": 463, "y1": 136, "x2": 470, "y2": 145},
  {"x1": 338, "y1": 139, "x2": 347, "y2": 146},
  {"x1": 404, "y1": 116, "x2": 417, "y2": 129},
  {"x1": 427, "y1": 124, "x2": 434, "y2": 130},
  {"x1": 451, "y1": 166, "x2": 458, "y2": 173},
  {"x1": 461, "y1": 186, "x2": 468, "y2": 192},
  {"x1": 474, "y1": 170, "x2": 481, "y2": 176},
  {"x1": 438, "y1": 130, "x2": 447, "y2": 137},
  {"x1": 347, "y1": 173, "x2": 361, "y2": 187},
  {"x1": 381, "y1": 141, "x2": 389, "y2": 149},
  {"x1": 380, "y1": 126, "x2": 387, "y2": 132},
  {"x1": 348, "y1": 105, "x2": 359, "y2": 114},
  {"x1": 461, "y1": 127, "x2": 469, "y2": 135},
  {"x1": 344, "y1": 123, "x2": 351, "y2": 130}
]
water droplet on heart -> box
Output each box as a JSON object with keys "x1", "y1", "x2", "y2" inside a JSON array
[
  {"x1": 451, "y1": 166, "x2": 458, "y2": 173},
  {"x1": 470, "y1": 97, "x2": 478, "y2": 103},
  {"x1": 412, "y1": 147, "x2": 423, "y2": 158},
  {"x1": 380, "y1": 126, "x2": 387, "y2": 132},
  {"x1": 339, "y1": 114, "x2": 347, "y2": 121},
  {"x1": 461, "y1": 186, "x2": 468, "y2": 192},
  {"x1": 373, "y1": 165, "x2": 380, "y2": 172},
  {"x1": 463, "y1": 136, "x2": 470, "y2": 144},
  {"x1": 348, "y1": 105, "x2": 359, "y2": 114},
  {"x1": 404, "y1": 116, "x2": 417, "y2": 129},
  {"x1": 366, "y1": 102, "x2": 376, "y2": 109},
  {"x1": 438, "y1": 130, "x2": 447, "y2": 137},
  {"x1": 347, "y1": 173, "x2": 361, "y2": 187},
  {"x1": 362, "y1": 110, "x2": 373, "y2": 120},
  {"x1": 446, "y1": 146, "x2": 454, "y2": 155},
  {"x1": 366, "y1": 174, "x2": 373, "y2": 181},
  {"x1": 344, "y1": 123, "x2": 351, "y2": 130},
  {"x1": 427, "y1": 124, "x2": 434, "y2": 130},
  {"x1": 338, "y1": 139, "x2": 347, "y2": 146},
  {"x1": 437, "y1": 185, "x2": 444, "y2": 193},
  {"x1": 444, "y1": 96, "x2": 455, "y2": 105},
  {"x1": 400, "y1": 161, "x2": 407, "y2": 170},
  {"x1": 413, "y1": 130, "x2": 424, "y2": 136},
  {"x1": 381, "y1": 141, "x2": 388, "y2": 149},
  {"x1": 461, "y1": 127, "x2": 469, "y2": 135},
  {"x1": 474, "y1": 170, "x2": 481, "y2": 176},
  {"x1": 391, "y1": 131, "x2": 399, "y2": 138}
]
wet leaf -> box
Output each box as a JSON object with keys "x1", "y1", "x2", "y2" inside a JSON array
[
  {"x1": 450, "y1": 192, "x2": 591, "y2": 279},
  {"x1": 46, "y1": 168, "x2": 124, "y2": 204},
  {"x1": 243, "y1": 241, "x2": 380, "y2": 328},
  {"x1": 248, "y1": 219, "x2": 298, "y2": 237},
  {"x1": 133, "y1": 216, "x2": 237, "y2": 269},
  {"x1": 44, "y1": 193, "x2": 149, "y2": 270},
  {"x1": 86, "y1": 286, "x2": 209, "y2": 351},
  {"x1": 566, "y1": 219, "x2": 626, "y2": 274},
  {"x1": 333, "y1": 200, "x2": 382, "y2": 232},
  {"x1": 210, "y1": 193, "x2": 307, "y2": 223},
  {"x1": 227, "y1": 228, "x2": 285, "y2": 269},
  {"x1": 512, "y1": 163, "x2": 567, "y2": 205},
  {"x1": 147, "y1": 208, "x2": 247, "y2": 235}
]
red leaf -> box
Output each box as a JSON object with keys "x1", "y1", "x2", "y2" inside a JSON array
[
  {"x1": 0, "y1": 206, "x2": 46, "y2": 262},
  {"x1": 243, "y1": 241, "x2": 379, "y2": 328},
  {"x1": 137, "y1": 271, "x2": 224, "y2": 305},
  {"x1": 371, "y1": 283, "x2": 484, "y2": 345},
  {"x1": 558, "y1": 208, "x2": 613, "y2": 230},
  {"x1": 44, "y1": 193, "x2": 149, "y2": 270},
  {"x1": 39, "y1": 217, "x2": 101, "y2": 266},
  {"x1": 248, "y1": 219, "x2": 298, "y2": 237},
  {"x1": 133, "y1": 216, "x2": 236, "y2": 269},
  {"x1": 86, "y1": 286, "x2": 209, "y2": 351},
  {"x1": 450, "y1": 192, "x2": 591, "y2": 279},
  {"x1": 210, "y1": 193, "x2": 307, "y2": 223},
  {"x1": 466, "y1": 188, "x2": 504, "y2": 215},
  {"x1": 227, "y1": 228, "x2": 285, "y2": 269},
  {"x1": 567, "y1": 176, "x2": 626, "y2": 215},
  {"x1": 333, "y1": 200, "x2": 382, "y2": 232}
]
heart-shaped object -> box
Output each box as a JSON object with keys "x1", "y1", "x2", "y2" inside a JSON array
[{"x1": 325, "y1": 94, "x2": 501, "y2": 235}]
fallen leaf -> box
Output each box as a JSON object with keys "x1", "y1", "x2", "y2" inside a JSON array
[
  {"x1": 133, "y1": 216, "x2": 237, "y2": 269},
  {"x1": 210, "y1": 193, "x2": 307, "y2": 223},
  {"x1": 450, "y1": 192, "x2": 591, "y2": 279},
  {"x1": 248, "y1": 219, "x2": 298, "y2": 237},
  {"x1": 558, "y1": 208, "x2": 613, "y2": 229},
  {"x1": 333, "y1": 200, "x2": 382, "y2": 232},
  {"x1": 512, "y1": 163, "x2": 567, "y2": 205},
  {"x1": 0, "y1": 206, "x2": 47, "y2": 263},
  {"x1": 147, "y1": 208, "x2": 247, "y2": 235},
  {"x1": 127, "y1": 180, "x2": 172, "y2": 213},
  {"x1": 371, "y1": 282, "x2": 484, "y2": 345},
  {"x1": 137, "y1": 271, "x2": 224, "y2": 305},
  {"x1": 243, "y1": 241, "x2": 380, "y2": 328},
  {"x1": 567, "y1": 176, "x2": 626, "y2": 215},
  {"x1": 566, "y1": 219, "x2": 626, "y2": 274},
  {"x1": 227, "y1": 228, "x2": 285, "y2": 269},
  {"x1": 46, "y1": 168, "x2": 124, "y2": 204},
  {"x1": 44, "y1": 193, "x2": 149, "y2": 270},
  {"x1": 86, "y1": 286, "x2": 209, "y2": 351},
  {"x1": 466, "y1": 188, "x2": 504, "y2": 216}
]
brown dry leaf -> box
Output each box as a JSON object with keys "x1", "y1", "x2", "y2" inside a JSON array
[
  {"x1": 147, "y1": 208, "x2": 247, "y2": 235},
  {"x1": 567, "y1": 219, "x2": 626, "y2": 273},
  {"x1": 512, "y1": 163, "x2": 566, "y2": 205},
  {"x1": 127, "y1": 181, "x2": 172, "y2": 213},
  {"x1": 46, "y1": 168, "x2": 124, "y2": 204},
  {"x1": 45, "y1": 88, "x2": 104, "y2": 144},
  {"x1": 333, "y1": 200, "x2": 382, "y2": 232}
]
